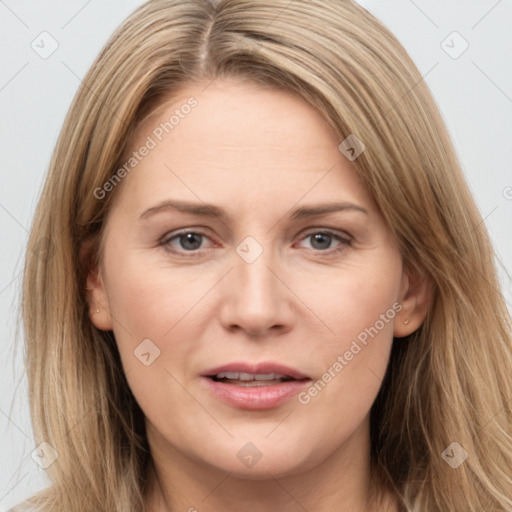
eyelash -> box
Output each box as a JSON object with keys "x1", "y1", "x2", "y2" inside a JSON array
[{"x1": 159, "y1": 228, "x2": 352, "y2": 257}]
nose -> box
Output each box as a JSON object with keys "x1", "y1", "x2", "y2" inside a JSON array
[{"x1": 218, "y1": 248, "x2": 295, "y2": 337}]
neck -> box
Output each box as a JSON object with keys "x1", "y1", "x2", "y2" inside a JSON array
[{"x1": 144, "y1": 417, "x2": 399, "y2": 512}]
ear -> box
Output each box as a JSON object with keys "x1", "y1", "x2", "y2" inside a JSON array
[
  {"x1": 80, "y1": 238, "x2": 113, "y2": 331},
  {"x1": 394, "y1": 262, "x2": 433, "y2": 338}
]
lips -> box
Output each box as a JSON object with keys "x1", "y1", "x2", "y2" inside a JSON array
[{"x1": 201, "y1": 361, "x2": 311, "y2": 410}]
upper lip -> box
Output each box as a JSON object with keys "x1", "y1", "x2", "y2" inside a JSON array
[{"x1": 201, "y1": 361, "x2": 310, "y2": 380}]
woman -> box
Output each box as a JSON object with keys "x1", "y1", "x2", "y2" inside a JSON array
[{"x1": 19, "y1": 0, "x2": 512, "y2": 511}]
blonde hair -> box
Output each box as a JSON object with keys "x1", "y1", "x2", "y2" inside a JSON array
[{"x1": 20, "y1": 0, "x2": 512, "y2": 511}]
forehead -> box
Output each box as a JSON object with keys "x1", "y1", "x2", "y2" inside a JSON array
[
  {"x1": 134, "y1": 79, "x2": 338, "y2": 154},
  {"x1": 112, "y1": 79, "x2": 374, "y2": 217}
]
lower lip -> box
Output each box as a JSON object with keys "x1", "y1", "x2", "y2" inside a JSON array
[{"x1": 202, "y1": 377, "x2": 311, "y2": 410}]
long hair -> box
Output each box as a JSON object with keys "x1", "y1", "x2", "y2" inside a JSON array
[{"x1": 20, "y1": 1, "x2": 512, "y2": 510}]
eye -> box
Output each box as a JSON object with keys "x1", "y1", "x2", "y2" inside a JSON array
[
  {"x1": 160, "y1": 230, "x2": 213, "y2": 254},
  {"x1": 159, "y1": 228, "x2": 351, "y2": 256},
  {"x1": 297, "y1": 230, "x2": 351, "y2": 253}
]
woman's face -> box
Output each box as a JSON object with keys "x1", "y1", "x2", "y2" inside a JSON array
[{"x1": 88, "y1": 78, "x2": 413, "y2": 478}]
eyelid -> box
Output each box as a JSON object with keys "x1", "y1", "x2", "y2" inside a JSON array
[
  {"x1": 160, "y1": 228, "x2": 216, "y2": 251},
  {"x1": 295, "y1": 228, "x2": 352, "y2": 252},
  {"x1": 298, "y1": 227, "x2": 352, "y2": 241},
  {"x1": 159, "y1": 226, "x2": 352, "y2": 255},
  {"x1": 160, "y1": 227, "x2": 210, "y2": 243}
]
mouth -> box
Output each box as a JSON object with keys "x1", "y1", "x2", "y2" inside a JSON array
[
  {"x1": 210, "y1": 371, "x2": 299, "y2": 387},
  {"x1": 201, "y1": 362, "x2": 311, "y2": 410}
]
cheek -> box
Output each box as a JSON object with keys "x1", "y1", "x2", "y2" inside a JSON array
[
  {"x1": 102, "y1": 247, "x2": 213, "y2": 392},
  {"x1": 103, "y1": 254, "x2": 207, "y2": 432},
  {"x1": 306, "y1": 259, "x2": 401, "y2": 344},
  {"x1": 105, "y1": 248, "x2": 205, "y2": 337},
  {"x1": 298, "y1": 261, "x2": 400, "y2": 407}
]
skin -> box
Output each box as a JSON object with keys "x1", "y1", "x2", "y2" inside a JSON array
[{"x1": 85, "y1": 78, "x2": 431, "y2": 512}]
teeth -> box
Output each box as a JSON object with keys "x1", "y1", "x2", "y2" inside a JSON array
[
  {"x1": 232, "y1": 380, "x2": 282, "y2": 387},
  {"x1": 215, "y1": 372, "x2": 286, "y2": 381},
  {"x1": 254, "y1": 373, "x2": 277, "y2": 380},
  {"x1": 217, "y1": 372, "x2": 239, "y2": 379}
]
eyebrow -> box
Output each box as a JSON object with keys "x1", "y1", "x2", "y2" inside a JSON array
[
  {"x1": 138, "y1": 199, "x2": 368, "y2": 222},
  {"x1": 289, "y1": 202, "x2": 368, "y2": 219}
]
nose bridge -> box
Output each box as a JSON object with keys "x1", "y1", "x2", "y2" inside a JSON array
[
  {"x1": 237, "y1": 250, "x2": 277, "y2": 303},
  {"x1": 219, "y1": 235, "x2": 293, "y2": 334}
]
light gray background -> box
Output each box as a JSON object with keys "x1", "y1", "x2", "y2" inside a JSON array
[{"x1": 1, "y1": 0, "x2": 511, "y2": 508}]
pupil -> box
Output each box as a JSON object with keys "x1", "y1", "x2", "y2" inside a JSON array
[
  {"x1": 311, "y1": 233, "x2": 331, "y2": 250},
  {"x1": 180, "y1": 233, "x2": 202, "y2": 250}
]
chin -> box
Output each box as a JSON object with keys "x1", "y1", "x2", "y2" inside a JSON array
[{"x1": 196, "y1": 436, "x2": 323, "y2": 480}]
